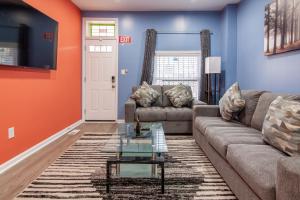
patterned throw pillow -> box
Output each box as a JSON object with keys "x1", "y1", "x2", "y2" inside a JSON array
[
  {"x1": 262, "y1": 96, "x2": 300, "y2": 156},
  {"x1": 131, "y1": 82, "x2": 160, "y2": 107},
  {"x1": 164, "y1": 84, "x2": 193, "y2": 108},
  {"x1": 219, "y1": 82, "x2": 245, "y2": 121}
]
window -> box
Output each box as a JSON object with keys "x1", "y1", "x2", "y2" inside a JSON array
[
  {"x1": 153, "y1": 51, "x2": 201, "y2": 98},
  {"x1": 89, "y1": 23, "x2": 115, "y2": 37},
  {"x1": 0, "y1": 43, "x2": 18, "y2": 66},
  {"x1": 89, "y1": 45, "x2": 112, "y2": 53}
]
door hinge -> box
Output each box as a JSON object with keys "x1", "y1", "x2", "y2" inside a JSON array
[
  {"x1": 84, "y1": 109, "x2": 86, "y2": 114},
  {"x1": 84, "y1": 77, "x2": 86, "y2": 82}
]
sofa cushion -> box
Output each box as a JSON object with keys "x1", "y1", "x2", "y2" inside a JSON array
[
  {"x1": 262, "y1": 96, "x2": 300, "y2": 156},
  {"x1": 165, "y1": 107, "x2": 192, "y2": 121},
  {"x1": 238, "y1": 90, "x2": 266, "y2": 126},
  {"x1": 219, "y1": 82, "x2": 245, "y2": 121},
  {"x1": 205, "y1": 127, "x2": 265, "y2": 158},
  {"x1": 227, "y1": 144, "x2": 286, "y2": 200},
  {"x1": 251, "y1": 93, "x2": 300, "y2": 131},
  {"x1": 135, "y1": 107, "x2": 166, "y2": 121},
  {"x1": 194, "y1": 116, "x2": 243, "y2": 134},
  {"x1": 132, "y1": 85, "x2": 163, "y2": 107}
]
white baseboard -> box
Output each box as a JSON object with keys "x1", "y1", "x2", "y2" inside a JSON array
[
  {"x1": 83, "y1": 120, "x2": 123, "y2": 124},
  {"x1": 117, "y1": 119, "x2": 125, "y2": 123},
  {"x1": 0, "y1": 120, "x2": 82, "y2": 174}
]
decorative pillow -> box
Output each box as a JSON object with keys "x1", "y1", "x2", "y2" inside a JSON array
[
  {"x1": 164, "y1": 84, "x2": 193, "y2": 108},
  {"x1": 262, "y1": 96, "x2": 300, "y2": 156},
  {"x1": 131, "y1": 82, "x2": 160, "y2": 107},
  {"x1": 219, "y1": 82, "x2": 245, "y2": 121}
]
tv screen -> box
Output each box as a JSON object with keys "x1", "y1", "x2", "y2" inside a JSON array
[{"x1": 0, "y1": 0, "x2": 58, "y2": 70}]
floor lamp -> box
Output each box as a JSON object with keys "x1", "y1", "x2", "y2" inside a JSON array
[{"x1": 205, "y1": 57, "x2": 221, "y2": 105}]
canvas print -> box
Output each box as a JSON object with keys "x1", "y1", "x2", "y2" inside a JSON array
[{"x1": 264, "y1": 0, "x2": 300, "y2": 55}]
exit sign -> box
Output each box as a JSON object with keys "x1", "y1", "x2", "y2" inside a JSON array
[{"x1": 119, "y1": 36, "x2": 132, "y2": 44}]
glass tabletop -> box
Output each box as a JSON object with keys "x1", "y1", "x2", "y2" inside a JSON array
[{"x1": 102, "y1": 123, "x2": 168, "y2": 154}]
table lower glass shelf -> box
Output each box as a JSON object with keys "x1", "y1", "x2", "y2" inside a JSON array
[
  {"x1": 115, "y1": 152, "x2": 159, "y2": 178},
  {"x1": 119, "y1": 163, "x2": 152, "y2": 177}
]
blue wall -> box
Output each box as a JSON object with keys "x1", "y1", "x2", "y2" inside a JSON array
[
  {"x1": 84, "y1": 1, "x2": 300, "y2": 119},
  {"x1": 237, "y1": 0, "x2": 300, "y2": 93},
  {"x1": 221, "y1": 5, "x2": 237, "y2": 93},
  {"x1": 83, "y1": 11, "x2": 223, "y2": 119}
]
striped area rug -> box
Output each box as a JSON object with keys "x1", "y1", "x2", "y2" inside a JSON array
[{"x1": 16, "y1": 132, "x2": 237, "y2": 200}]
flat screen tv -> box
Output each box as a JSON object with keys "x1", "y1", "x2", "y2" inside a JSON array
[{"x1": 0, "y1": 0, "x2": 58, "y2": 70}]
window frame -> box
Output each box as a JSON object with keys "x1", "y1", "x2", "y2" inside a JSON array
[{"x1": 0, "y1": 42, "x2": 18, "y2": 66}]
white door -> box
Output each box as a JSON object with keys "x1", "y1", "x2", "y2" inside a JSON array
[{"x1": 85, "y1": 39, "x2": 117, "y2": 120}]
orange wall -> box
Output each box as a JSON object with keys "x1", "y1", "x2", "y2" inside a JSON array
[{"x1": 0, "y1": 0, "x2": 82, "y2": 164}]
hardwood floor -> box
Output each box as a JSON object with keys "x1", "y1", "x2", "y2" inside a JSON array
[{"x1": 0, "y1": 123, "x2": 117, "y2": 200}]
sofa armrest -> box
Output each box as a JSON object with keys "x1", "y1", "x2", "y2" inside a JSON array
[
  {"x1": 193, "y1": 105, "x2": 221, "y2": 119},
  {"x1": 276, "y1": 157, "x2": 300, "y2": 200},
  {"x1": 125, "y1": 98, "x2": 136, "y2": 123},
  {"x1": 191, "y1": 99, "x2": 207, "y2": 107}
]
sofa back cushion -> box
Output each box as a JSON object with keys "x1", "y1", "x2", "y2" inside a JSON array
[
  {"x1": 238, "y1": 90, "x2": 266, "y2": 126},
  {"x1": 262, "y1": 96, "x2": 300, "y2": 156},
  {"x1": 251, "y1": 93, "x2": 300, "y2": 131},
  {"x1": 132, "y1": 85, "x2": 162, "y2": 107}
]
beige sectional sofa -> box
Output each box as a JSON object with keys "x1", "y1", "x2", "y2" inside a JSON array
[
  {"x1": 125, "y1": 85, "x2": 205, "y2": 134},
  {"x1": 193, "y1": 91, "x2": 300, "y2": 200}
]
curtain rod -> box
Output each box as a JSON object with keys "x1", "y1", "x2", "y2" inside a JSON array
[{"x1": 157, "y1": 32, "x2": 213, "y2": 35}]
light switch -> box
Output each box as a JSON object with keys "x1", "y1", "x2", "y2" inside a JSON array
[
  {"x1": 8, "y1": 127, "x2": 15, "y2": 139},
  {"x1": 121, "y1": 68, "x2": 128, "y2": 75}
]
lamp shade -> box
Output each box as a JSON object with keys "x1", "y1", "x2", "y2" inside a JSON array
[{"x1": 205, "y1": 57, "x2": 221, "y2": 74}]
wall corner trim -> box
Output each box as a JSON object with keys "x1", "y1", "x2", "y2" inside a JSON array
[{"x1": 0, "y1": 120, "x2": 83, "y2": 174}]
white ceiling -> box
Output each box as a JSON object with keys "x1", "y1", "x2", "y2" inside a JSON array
[{"x1": 71, "y1": 0, "x2": 240, "y2": 11}]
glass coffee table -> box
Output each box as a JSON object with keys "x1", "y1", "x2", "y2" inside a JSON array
[{"x1": 102, "y1": 123, "x2": 168, "y2": 193}]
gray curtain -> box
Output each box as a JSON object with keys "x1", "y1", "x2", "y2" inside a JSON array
[
  {"x1": 199, "y1": 30, "x2": 211, "y2": 103},
  {"x1": 140, "y1": 29, "x2": 157, "y2": 85}
]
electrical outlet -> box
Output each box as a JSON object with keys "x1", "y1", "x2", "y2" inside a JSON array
[{"x1": 8, "y1": 127, "x2": 15, "y2": 139}]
